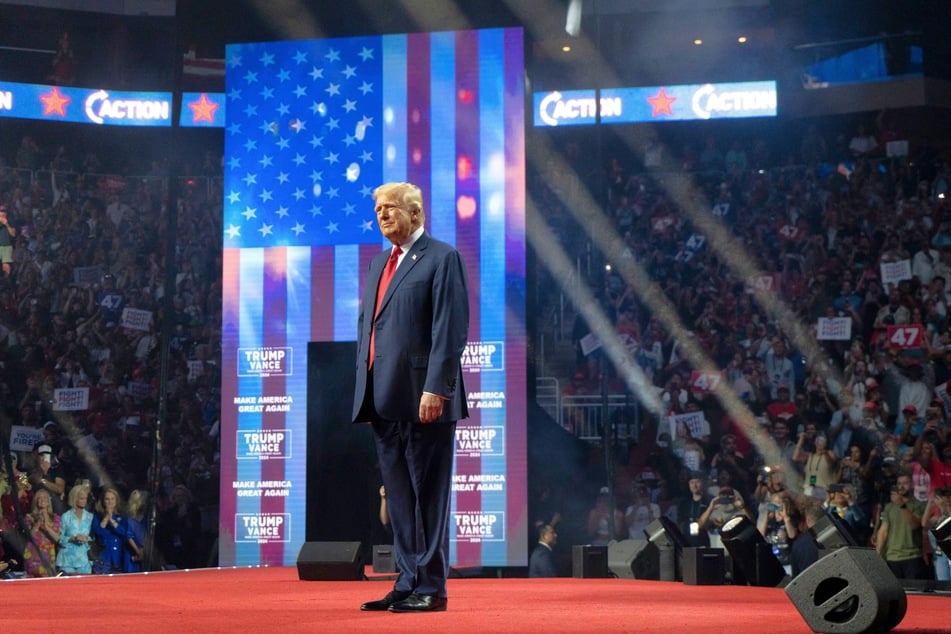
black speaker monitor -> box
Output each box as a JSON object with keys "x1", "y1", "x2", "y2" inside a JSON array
[
  {"x1": 785, "y1": 548, "x2": 906, "y2": 634},
  {"x1": 607, "y1": 539, "x2": 659, "y2": 580},
  {"x1": 296, "y1": 541, "x2": 364, "y2": 581},
  {"x1": 572, "y1": 545, "x2": 608, "y2": 578}
]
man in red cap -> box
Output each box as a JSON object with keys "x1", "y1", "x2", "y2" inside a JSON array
[{"x1": 896, "y1": 404, "x2": 922, "y2": 452}]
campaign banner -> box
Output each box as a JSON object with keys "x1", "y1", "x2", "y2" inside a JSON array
[
  {"x1": 187, "y1": 360, "x2": 204, "y2": 382},
  {"x1": 120, "y1": 307, "x2": 153, "y2": 331},
  {"x1": 10, "y1": 425, "x2": 44, "y2": 452},
  {"x1": 750, "y1": 273, "x2": 777, "y2": 292},
  {"x1": 72, "y1": 265, "x2": 103, "y2": 286},
  {"x1": 126, "y1": 381, "x2": 150, "y2": 400},
  {"x1": 234, "y1": 513, "x2": 291, "y2": 543},
  {"x1": 455, "y1": 425, "x2": 505, "y2": 458},
  {"x1": 237, "y1": 429, "x2": 292, "y2": 461},
  {"x1": 453, "y1": 511, "x2": 505, "y2": 542},
  {"x1": 671, "y1": 411, "x2": 710, "y2": 439},
  {"x1": 886, "y1": 323, "x2": 924, "y2": 349},
  {"x1": 533, "y1": 80, "x2": 777, "y2": 126},
  {"x1": 52, "y1": 387, "x2": 89, "y2": 411},
  {"x1": 236, "y1": 347, "x2": 292, "y2": 378},
  {"x1": 880, "y1": 259, "x2": 912, "y2": 287},
  {"x1": 580, "y1": 332, "x2": 601, "y2": 357},
  {"x1": 461, "y1": 341, "x2": 504, "y2": 373},
  {"x1": 777, "y1": 224, "x2": 803, "y2": 241},
  {"x1": 689, "y1": 370, "x2": 723, "y2": 393},
  {"x1": 817, "y1": 317, "x2": 852, "y2": 341},
  {"x1": 0, "y1": 81, "x2": 172, "y2": 126}
]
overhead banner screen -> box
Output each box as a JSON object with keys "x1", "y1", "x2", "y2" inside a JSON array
[{"x1": 533, "y1": 80, "x2": 777, "y2": 126}]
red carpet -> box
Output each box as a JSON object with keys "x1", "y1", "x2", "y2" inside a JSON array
[{"x1": 3, "y1": 566, "x2": 949, "y2": 633}]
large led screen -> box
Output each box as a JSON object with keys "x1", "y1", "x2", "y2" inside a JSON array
[{"x1": 219, "y1": 28, "x2": 527, "y2": 568}]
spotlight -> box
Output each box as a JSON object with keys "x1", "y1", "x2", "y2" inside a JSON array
[
  {"x1": 811, "y1": 513, "x2": 859, "y2": 553},
  {"x1": 565, "y1": 0, "x2": 582, "y2": 37},
  {"x1": 720, "y1": 516, "x2": 787, "y2": 587},
  {"x1": 933, "y1": 516, "x2": 951, "y2": 558}
]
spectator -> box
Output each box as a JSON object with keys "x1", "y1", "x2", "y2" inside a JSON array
[
  {"x1": 793, "y1": 430, "x2": 837, "y2": 499},
  {"x1": 677, "y1": 471, "x2": 712, "y2": 547},
  {"x1": 698, "y1": 485, "x2": 751, "y2": 549},
  {"x1": 922, "y1": 487, "x2": 951, "y2": 582},
  {"x1": 756, "y1": 492, "x2": 798, "y2": 575},
  {"x1": 124, "y1": 489, "x2": 148, "y2": 573},
  {"x1": 156, "y1": 484, "x2": 202, "y2": 569},
  {"x1": 22, "y1": 488, "x2": 60, "y2": 577},
  {"x1": 91, "y1": 486, "x2": 125, "y2": 574},
  {"x1": 56, "y1": 483, "x2": 93, "y2": 575},
  {"x1": 624, "y1": 483, "x2": 660, "y2": 540},
  {"x1": 0, "y1": 205, "x2": 16, "y2": 281},
  {"x1": 585, "y1": 487, "x2": 623, "y2": 546},
  {"x1": 875, "y1": 473, "x2": 927, "y2": 579},
  {"x1": 27, "y1": 443, "x2": 66, "y2": 515}
]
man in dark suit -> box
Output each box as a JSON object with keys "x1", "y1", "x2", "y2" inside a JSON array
[
  {"x1": 353, "y1": 182, "x2": 469, "y2": 613},
  {"x1": 528, "y1": 524, "x2": 558, "y2": 578}
]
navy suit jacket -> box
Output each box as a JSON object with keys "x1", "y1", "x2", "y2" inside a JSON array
[{"x1": 352, "y1": 231, "x2": 469, "y2": 424}]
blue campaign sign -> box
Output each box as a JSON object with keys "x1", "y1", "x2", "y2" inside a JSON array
[{"x1": 533, "y1": 80, "x2": 777, "y2": 126}]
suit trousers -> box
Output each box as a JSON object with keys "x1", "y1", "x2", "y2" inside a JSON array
[{"x1": 372, "y1": 418, "x2": 456, "y2": 598}]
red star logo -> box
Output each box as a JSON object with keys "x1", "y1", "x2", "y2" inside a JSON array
[
  {"x1": 647, "y1": 87, "x2": 677, "y2": 117},
  {"x1": 188, "y1": 93, "x2": 220, "y2": 123},
  {"x1": 39, "y1": 86, "x2": 71, "y2": 117}
]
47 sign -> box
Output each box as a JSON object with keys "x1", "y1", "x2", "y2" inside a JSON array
[
  {"x1": 887, "y1": 323, "x2": 923, "y2": 349},
  {"x1": 690, "y1": 370, "x2": 723, "y2": 393}
]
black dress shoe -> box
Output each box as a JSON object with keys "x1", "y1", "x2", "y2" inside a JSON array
[
  {"x1": 388, "y1": 594, "x2": 448, "y2": 613},
  {"x1": 360, "y1": 590, "x2": 411, "y2": 611}
]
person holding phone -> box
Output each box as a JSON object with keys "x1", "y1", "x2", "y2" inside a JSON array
[
  {"x1": 28, "y1": 443, "x2": 66, "y2": 515},
  {"x1": 875, "y1": 473, "x2": 927, "y2": 580}
]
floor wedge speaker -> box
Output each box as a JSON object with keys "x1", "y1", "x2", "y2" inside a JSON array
[
  {"x1": 607, "y1": 539, "x2": 659, "y2": 580},
  {"x1": 297, "y1": 541, "x2": 364, "y2": 581},
  {"x1": 572, "y1": 545, "x2": 608, "y2": 578},
  {"x1": 785, "y1": 548, "x2": 906, "y2": 633}
]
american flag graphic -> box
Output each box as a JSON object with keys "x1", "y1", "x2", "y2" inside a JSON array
[
  {"x1": 219, "y1": 28, "x2": 527, "y2": 569},
  {"x1": 223, "y1": 37, "x2": 384, "y2": 248}
]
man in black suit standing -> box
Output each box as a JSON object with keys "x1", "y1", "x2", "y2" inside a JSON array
[
  {"x1": 528, "y1": 524, "x2": 558, "y2": 578},
  {"x1": 353, "y1": 182, "x2": 469, "y2": 613}
]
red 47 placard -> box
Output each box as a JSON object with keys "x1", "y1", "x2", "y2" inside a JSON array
[
  {"x1": 886, "y1": 323, "x2": 923, "y2": 349},
  {"x1": 689, "y1": 370, "x2": 723, "y2": 393}
]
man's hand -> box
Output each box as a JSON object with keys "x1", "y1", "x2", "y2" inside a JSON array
[{"x1": 419, "y1": 392, "x2": 445, "y2": 424}]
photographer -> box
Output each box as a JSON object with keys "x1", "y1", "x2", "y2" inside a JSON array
[
  {"x1": 698, "y1": 485, "x2": 752, "y2": 549},
  {"x1": 0, "y1": 205, "x2": 15, "y2": 281},
  {"x1": 27, "y1": 444, "x2": 66, "y2": 515},
  {"x1": 825, "y1": 483, "x2": 870, "y2": 545},
  {"x1": 757, "y1": 492, "x2": 798, "y2": 575}
]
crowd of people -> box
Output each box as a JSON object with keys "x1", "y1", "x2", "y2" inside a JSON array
[
  {"x1": 532, "y1": 116, "x2": 951, "y2": 583},
  {"x1": 3, "y1": 110, "x2": 951, "y2": 586},
  {"x1": 0, "y1": 131, "x2": 221, "y2": 577}
]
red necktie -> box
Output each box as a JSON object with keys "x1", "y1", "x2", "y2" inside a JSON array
[{"x1": 369, "y1": 246, "x2": 402, "y2": 368}]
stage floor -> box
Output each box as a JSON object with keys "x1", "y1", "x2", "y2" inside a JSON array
[{"x1": 4, "y1": 565, "x2": 950, "y2": 633}]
